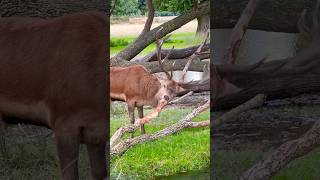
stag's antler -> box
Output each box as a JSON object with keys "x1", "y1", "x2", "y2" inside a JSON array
[
  {"x1": 179, "y1": 30, "x2": 210, "y2": 84},
  {"x1": 155, "y1": 27, "x2": 174, "y2": 79}
]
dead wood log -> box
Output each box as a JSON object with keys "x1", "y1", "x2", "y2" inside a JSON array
[
  {"x1": 212, "y1": 0, "x2": 320, "y2": 110},
  {"x1": 111, "y1": 100, "x2": 209, "y2": 156},
  {"x1": 212, "y1": 0, "x2": 314, "y2": 33},
  {"x1": 240, "y1": 121, "x2": 320, "y2": 180},
  {"x1": 212, "y1": 94, "x2": 265, "y2": 126},
  {"x1": 134, "y1": 44, "x2": 210, "y2": 62},
  {"x1": 111, "y1": 56, "x2": 208, "y2": 73},
  {"x1": 213, "y1": 74, "x2": 320, "y2": 110}
]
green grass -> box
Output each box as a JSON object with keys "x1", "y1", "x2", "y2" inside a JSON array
[
  {"x1": 212, "y1": 148, "x2": 320, "y2": 180},
  {"x1": 110, "y1": 106, "x2": 210, "y2": 180},
  {"x1": 110, "y1": 32, "x2": 200, "y2": 56},
  {"x1": 0, "y1": 136, "x2": 91, "y2": 180}
]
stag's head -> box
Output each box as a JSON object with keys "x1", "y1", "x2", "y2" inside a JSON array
[
  {"x1": 156, "y1": 71, "x2": 185, "y2": 102},
  {"x1": 154, "y1": 32, "x2": 188, "y2": 102}
]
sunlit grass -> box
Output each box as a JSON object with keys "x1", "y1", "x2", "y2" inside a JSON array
[
  {"x1": 110, "y1": 32, "x2": 201, "y2": 56},
  {"x1": 110, "y1": 106, "x2": 210, "y2": 180}
]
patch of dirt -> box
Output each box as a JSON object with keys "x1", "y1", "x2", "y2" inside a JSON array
[{"x1": 111, "y1": 18, "x2": 197, "y2": 36}]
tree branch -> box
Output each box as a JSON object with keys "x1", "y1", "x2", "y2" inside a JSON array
[
  {"x1": 240, "y1": 121, "x2": 320, "y2": 180},
  {"x1": 212, "y1": 94, "x2": 265, "y2": 126},
  {"x1": 110, "y1": 57, "x2": 208, "y2": 73},
  {"x1": 212, "y1": 0, "x2": 314, "y2": 33},
  {"x1": 113, "y1": 0, "x2": 209, "y2": 61},
  {"x1": 111, "y1": 100, "x2": 210, "y2": 156},
  {"x1": 138, "y1": 0, "x2": 155, "y2": 36}
]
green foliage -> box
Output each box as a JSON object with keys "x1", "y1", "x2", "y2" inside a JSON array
[
  {"x1": 155, "y1": 0, "x2": 195, "y2": 13},
  {"x1": 111, "y1": 0, "x2": 141, "y2": 16}
]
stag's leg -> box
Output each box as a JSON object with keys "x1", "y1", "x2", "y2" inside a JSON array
[
  {"x1": 55, "y1": 126, "x2": 80, "y2": 180},
  {"x1": 127, "y1": 102, "x2": 136, "y2": 138},
  {"x1": 86, "y1": 143, "x2": 107, "y2": 180},
  {"x1": 137, "y1": 106, "x2": 145, "y2": 134},
  {"x1": 0, "y1": 114, "x2": 7, "y2": 130}
]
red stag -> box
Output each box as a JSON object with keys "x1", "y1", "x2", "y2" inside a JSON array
[
  {"x1": 0, "y1": 12, "x2": 108, "y2": 180},
  {"x1": 110, "y1": 35, "x2": 188, "y2": 135}
]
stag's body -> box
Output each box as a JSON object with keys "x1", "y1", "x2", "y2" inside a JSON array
[
  {"x1": 0, "y1": 12, "x2": 108, "y2": 180},
  {"x1": 110, "y1": 65, "x2": 182, "y2": 134}
]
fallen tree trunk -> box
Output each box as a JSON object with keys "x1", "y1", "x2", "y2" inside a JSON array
[
  {"x1": 111, "y1": 54, "x2": 209, "y2": 73},
  {"x1": 212, "y1": 0, "x2": 320, "y2": 110},
  {"x1": 213, "y1": 73, "x2": 320, "y2": 110},
  {"x1": 212, "y1": 0, "x2": 314, "y2": 33},
  {"x1": 133, "y1": 44, "x2": 210, "y2": 62},
  {"x1": 113, "y1": 1, "x2": 209, "y2": 61}
]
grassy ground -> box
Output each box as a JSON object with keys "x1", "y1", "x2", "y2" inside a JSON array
[
  {"x1": 110, "y1": 32, "x2": 200, "y2": 56},
  {"x1": 0, "y1": 131, "x2": 92, "y2": 179},
  {"x1": 110, "y1": 104, "x2": 210, "y2": 180},
  {"x1": 212, "y1": 105, "x2": 320, "y2": 180},
  {"x1": 212, "y1": 148, "x2": 320, "y2": 180}
]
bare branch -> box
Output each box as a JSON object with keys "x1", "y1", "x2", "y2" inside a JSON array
[
  {"x1": 111, "y1": 100, "x2": 210, "y2": 156},
  {"x1": 134, "y1": 44, "x2": 210, "y2": 62},
  {"x1": 110, "y1": 100, "x2": 168, "y2": 148},
  {"x1": 212, "y1": 94, "x2": 266, "y2": 126},
  {"x1": 240, "y1": 121, "x2": 320, "y2": 180},
  {"x1": 224, "y1": 0, "x2": 261, "y2": 64},
  {"x1": 180, "y1": 31, "x2": 209, "y2": 83},
  {"x1": 168, "y1": 91, "x2": 194, "y2": 105},
  {"x1": 298, "y1": 10, "x2": 312, "y2": 43},
  {"x1": 110, "y1": 0, "x2": 118, "y2": 15},
  {"x1": 111, "y1": 57, "x2": 208, "y2": 73},
  {"x1": 139, "y1": 0, "x2": 155, "y2": 37}
]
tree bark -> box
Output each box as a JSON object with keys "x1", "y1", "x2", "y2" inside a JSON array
[
  {"x1": 213, "y1": 73, "x2": 320, "y2": 110},
  {"x1": 212, "y1": 0, "x2": 315, "y2": 33},
  {"x1": 111, "y1": 57, "x2": 209, "y2": 73},
  {"x1": 113, "y1": 1, "x2": 209, "y2": 61},
  {"x1": 0, "y1": 0, "x2": 107, "y2": 18},
  {"x1": 133, "y1": 44, "x2": 210, "y2": 62},
  {"x1": 111, "y1": 101, "x2": 210, "y2": 156},
  {"x1": 240, "y1": 121, "x2": 320, "y2": 180},
  {"x1": 196, "y1": 14, "x2": 210, "y2": 38}
]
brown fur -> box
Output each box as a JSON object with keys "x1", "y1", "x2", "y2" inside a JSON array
[
  {"x1": 0, "y1": 11, "x2": 108, "y2": 180},
  {"x1": 110, "y1": 65, "x2": 183, "y2": 135}
]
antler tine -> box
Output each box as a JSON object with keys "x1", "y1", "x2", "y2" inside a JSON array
[
  {"x1": 298, "y1": 9, "x2": 312, "y2": 42},
  {"x1": 155, "y1": 27, "x2": 172, "y2": 79},
  {"x1": 195, "y1": 31, "x2": 210, "y2": 54},
  {"x1": 179, "y1": 30, "x2": 209, "y2": 83},
  {"x1": 170, "y1": 61, "x2": 176, "y2": 79}
]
